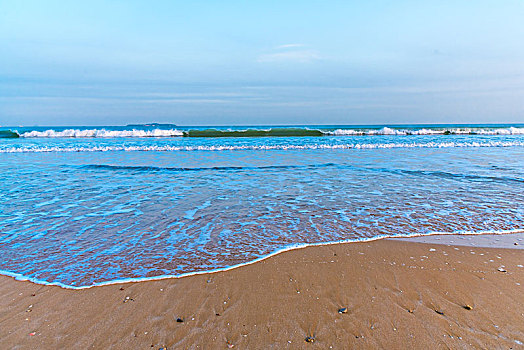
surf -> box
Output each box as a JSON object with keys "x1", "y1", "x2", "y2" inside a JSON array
[
  {"x1": 2, "y1": 140, "x2": 524, "y2": 153},
  {"x1": 0, "y1": 130, "x2": 20, "y2": 138},
  {"x1": 1, "y1": 125, "x2": 523, "y2": 138}
]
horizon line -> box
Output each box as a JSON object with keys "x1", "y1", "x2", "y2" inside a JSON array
[{"x1": 2, "y1": 122, "x2": 524, "y2": 129}]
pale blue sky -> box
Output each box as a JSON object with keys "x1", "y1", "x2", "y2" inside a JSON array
[{"x1": 1, "y1": 0, "x2": 523, "y2": 125}]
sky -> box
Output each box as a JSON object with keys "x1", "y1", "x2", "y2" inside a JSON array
[{"x1": 1, "y1": 0, "x2": 524, "y2": 126}]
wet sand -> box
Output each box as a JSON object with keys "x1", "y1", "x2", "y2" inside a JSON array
[
  {"x1": 392, "y1": 231, "x2": 524, "y2": 249},
  {"x1": 1, "y1": 237, "x2": 523, "y2": 349}
]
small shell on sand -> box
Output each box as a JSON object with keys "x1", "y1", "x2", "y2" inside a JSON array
[
  {"x1": 497, "y1": 267, "x2": 507, "y2": 273},
  {"x1": 305, "y1": 336, "x2": 315, "y2": 343}
]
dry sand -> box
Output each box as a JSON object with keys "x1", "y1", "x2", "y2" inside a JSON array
[{"x1": 1, "y1": 237, "x2": 523, "y2": 349}]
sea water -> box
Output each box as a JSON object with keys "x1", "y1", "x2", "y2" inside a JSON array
[{"x1": 0, "y1": 124, "x2": 523, "y2": 288}]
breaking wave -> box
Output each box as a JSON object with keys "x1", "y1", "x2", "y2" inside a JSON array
[
  {"x1": 0, "y1": 130, "x2": 20, "y2": 138},
  {"x1": 20, "y1": 128, "x2": 184, "y2": 138},
  {"x1": 2, "y1": 141, "x2": 524, "y2": 153},
  {"x1": 329, "y1": 126, "x2": 524, "y2": 136},
  {"x1": 1, "y1": 126, "x2": 523, "y2": 139}
]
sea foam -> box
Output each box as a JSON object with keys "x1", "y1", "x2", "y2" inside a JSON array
[
  {"x1": 21, "y1": 128, "x2": 184, "y2": 138},
  {"x1": 1, "y1": 141, "x2": 524, "y2": 153}
]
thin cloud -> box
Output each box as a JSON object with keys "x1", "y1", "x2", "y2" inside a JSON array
[
  {"x1": 275, "y1": 43, "x2": 304, "y2": 49},
  {"x1": 257, "y1": 50, "x2": 321, "y2": 63},
  {"x1": 257, "y1": 43, "x2": 321, "y2": 63},
  {"x1": 136, "y1": 92, "x2": 253, "y2": 98}
]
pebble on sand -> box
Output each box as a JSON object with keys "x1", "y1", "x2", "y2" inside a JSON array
[
  {"x1": 176, "y1": 318, "x2": 184, "y2": 323},
  {"x1": 338, "y1": 307, "x2": 348, "y2": 314},
  {"x1": 497, "y1": 267, "x2": 507, "y2": 273},
  {"x1": 305, "y1": 336, "x2": 315, "y2": 343},
  {"x1": 463, "y1": 305, "x2": 473, "y2": 310}
]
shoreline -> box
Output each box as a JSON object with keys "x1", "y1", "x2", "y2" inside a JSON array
[
  {"x1": 1, "y1": 234, "x2": 523, "y2": 348},
  {"x1": 2, "y1": 230, "x2": 523, "y2": 290}
]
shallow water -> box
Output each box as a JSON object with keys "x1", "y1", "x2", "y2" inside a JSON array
[{"x1": 1, "y1": 125, "x2": 523, "y2": 287}]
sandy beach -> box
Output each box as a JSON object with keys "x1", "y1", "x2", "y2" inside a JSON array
[
  {"x1": 3, "y1": 0, "x2": 524, "y2": 348},
  {"x1": 1, "y1": 235, "x2": 523, "y2": 349}
]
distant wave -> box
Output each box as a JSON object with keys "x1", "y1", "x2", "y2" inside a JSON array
[
  {"x1": 0, "y1": 130, "x2": 20, "y2": 138},
  {"x1": 18, "y1": 127, "x2": 323, "y2": 138},
  {"x1": 20, "y1": 128, "x2": 184, "y2": 138},
  {"x1": 329, "y1": 126, "x2": 524, "y2": 136},
  {"x1": 183, "y1": 127, "x2": 324, "y2": 137},
  {"x1": 0, "y1": 126, "x2": 523, "y2": 139},
  {"x1": 2, "y1": 141, "x2": 524, "y2": 153}
]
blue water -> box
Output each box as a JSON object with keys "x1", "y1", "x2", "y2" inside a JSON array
[{"x1": 0, "y1": 124, "x2": 523, "y2": 287}]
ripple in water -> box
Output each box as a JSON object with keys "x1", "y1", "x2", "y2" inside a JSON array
[{"x1": 0, "y1": 133, "x2": 523, "y2": 287}]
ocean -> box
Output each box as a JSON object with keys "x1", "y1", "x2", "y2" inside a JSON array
[{"x1": 1, "y1": 124, "x2": 523, "y2": 288}]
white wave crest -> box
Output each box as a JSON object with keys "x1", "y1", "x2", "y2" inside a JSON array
[
  {"x1": 476, "y1": 127, "x2": 524, "y2": 135},
  {"x1": 2, "y1": 141, "x2": 524, "y2": 153},
  {"x1": 330, "y1": 127, "x2": 407, "y2": 135},
  {"x1": 330, "y1": 127, "x2": 524, "y2": 136},
  {"x1": 21, "y1": 128, "x2": 184, "y2": 138}
]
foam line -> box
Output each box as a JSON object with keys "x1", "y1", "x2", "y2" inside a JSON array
[
  {"x1": 2, "y1": 141, "x2": 524, "y2": 153},
  {"x1": 1, "y1": 229, "x2": 522, "y2": 290}
]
